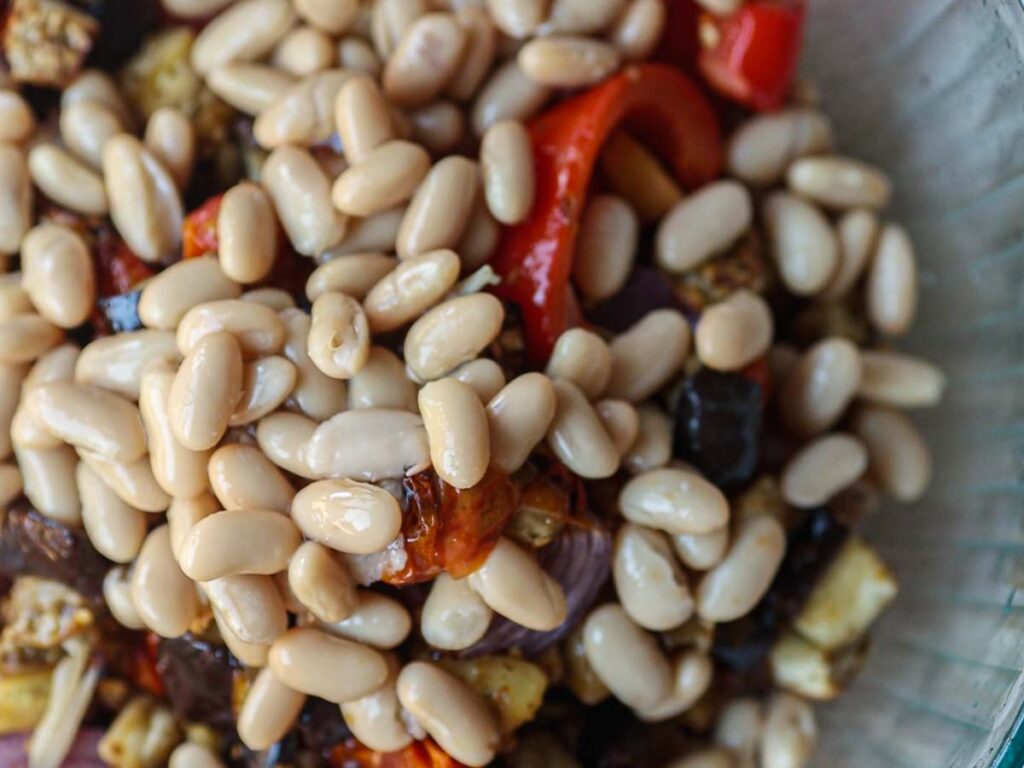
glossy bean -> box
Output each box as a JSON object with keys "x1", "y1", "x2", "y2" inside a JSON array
[
  {"x1": 487, "y1": 373, "x2": 557, "y2": 474},
  {"x1": 208, "y1": 443, "x2": 295, "y2": 512},
  {"x1": 207, "y1": 63, "x2": 296, "y2": 115},
  {"x1": 614, "y1": 523, "x2": 693, "y2": 631},
  {"x1": 363, "y1": 249, "x2": 460, "y2": 332},
  {"x1": 169, "y1": 332, "x2": 243, "y2": 451},
  {"x1": 190, "y1": 0, "x2": 296, "y2": 75},
  {"x1": 321, "y1": 590, "x2": 411, "y2": 649},
  {"x1": 619, "y1": 467, "x2": 729, "y2": 535},
  {"x1": 418, "y1": 378, "x2": 490, "y2": 489},
  {"x1": 218, "y1": 182, "x2": 278, "y2": 284},
  {"x1": 545, "y1": 328, "x2": 612, "y2": 400},
  {"x1": 103, "y1": 566, "x2": 145, "y2": 630},
  {"x1": 383, "y1": 13, "x2": 467, "y2": 107},
  {"x1": 139, "y1": 365, "x2": 210, "y2": 499},
  {"x1": 180, "y1": 509, "x2": 302, "y2": 581},
  {"x1": 15, "y1": 444, "x2": 80, "y2": 524},
  {"x1": 131, "y1": 526, "x2": 199, "y2": 638},
  {"x1": 307, "y1": 292, "x2": 370, "y2": 379},
  {"x1": 332, "y1": 140, "x2": 431, "y2": 217},
  {"x1": 77, "y1": 462, "x2": 146, "y2": 564},
  {"x1": 21, "y1": 223, "x2": 96, "y2": 328},
  {"x1": 517, "y1": 36, "x2": 620, "y2": 88},
  {"x1": 582, "y1": 604, "x2": 672, "y2": 711},
  {"x1": 280, "y1": 308, "x2": 348, "y2": 421},
  {"x1": 467, "y1": 538, "x2": 567, "y2": 631},
  {"x1": 471, "y1": 60, "x2": 551, "y2": 137},
  {"x1": 138, "y1": 256, "x2": 241, "y2": 330},
  {"x1": 288, "y1": 541, "x2": 359, "y2": 623},
  {"x1": 341, "y1": 655, "x2": 412, "y2": 752},
  {"x1": 262, "y1": 145, "x2": 347, "y2": 256},
  {"x1": 404, "y1": 294, "x2": 505, "y2": 381},
  {"x1": 696, "y1": 516, "x2": 786, "y2": 622},
  {"x1": 167, "y1": 493, "x2": 219, "y2": 561},
  {"x1": 27, "y1": 382, "x2": 146, "y2": 462},
  {"x1": 256, "y1": 412, "x2": 320, "y2": 479},
  {"x1": 421, "y1": 572, "x2": 493, "y2": 651},
  {"x1": 236, "y1": 667, "x2": 306, "y2": 751},
  {"x1": 851, "y1": 405, "x2": 931, "y2": 503},
  {"x1": 605, "y1": 310, "x2": 690, "y2": 402},
  {"x1": 694, "y1": 290, "x2": 774, "y2": 372},
  {"x1": 269, "y1": 627, "x2": 389, "y2": 703},
  {"x1": 546, "y1": 379, "x2": 619, "y2": 479},
  {"x1": 176, "y1": 300, "x2": 285, "y2": 358},
  {"x1": 204, "y1": 574, "x2": 288, "y2": 644},
  {"x1": 76, "y1": 330, "x2": 178, "y2": 400},
  {"x1": 292, "y1": 477, "x2": 404, "y2": 553},
  {"x1": 397, "y1": 156, "x2": 479, "y2": 259},
  {"x1": 28, "y1": 143, "x2": 108, "y2": 216}
]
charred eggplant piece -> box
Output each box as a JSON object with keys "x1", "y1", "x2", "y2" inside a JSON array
[
  {"x1": 155, "y1": 635, "x2": 241, "y2": 730},
  {"x1": 588, "y1": 267, "x2": 686, "y2": 333},
  {"x1": 296, "y1": 697, "x2": 352, "y2": 757},
  {"x1": 674, "y1": 368, "x2": 762, "y2": 491},
  {"x1": 0, "y1": 501, "x2": 109, "y2": 603}
]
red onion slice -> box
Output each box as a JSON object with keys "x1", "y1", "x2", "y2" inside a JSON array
[{"x1": 461, "y1": 522, "x2": 612, "y2": 658}]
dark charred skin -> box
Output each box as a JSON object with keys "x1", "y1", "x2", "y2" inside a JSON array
[
  {"x1": 155, "y1": 634, "x2": 242, "y2": 730},
  {"x1": 0, "y1": 499, "x2": 110, "y2": 603}
]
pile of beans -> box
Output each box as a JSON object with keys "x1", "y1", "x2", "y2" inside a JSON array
[{"x1": 0, "y1": 0, "x2": 946, "y2": 767}]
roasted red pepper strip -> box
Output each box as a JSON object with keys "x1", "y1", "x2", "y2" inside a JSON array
[
  {"x1": 698, "y1": 0, "x2": 806, "y2": 111},
  {"x1": 181, "y1": 193, "x2": 223, "y2": 259},
  {"x1": 490, "y1": 64, "x2": 722, "y2": 366},
  {"x1": 330, "y1": 738, "x2": 465, "y2": 768}
]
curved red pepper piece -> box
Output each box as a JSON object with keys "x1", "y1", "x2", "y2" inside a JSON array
[
  {"x1": 490, "y1": 64, "x2": 723, "y2": 367},
  {"x1": 698, "y1": 0, "x2": 806, "y2": 111}
]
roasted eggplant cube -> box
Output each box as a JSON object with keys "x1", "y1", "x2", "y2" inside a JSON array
[
  {"x1": 792, "y1": 536, "x2": 898, "y2": 652},
  {"x1": 769, "y1": 630, "x2": 869, "y2": 701}
]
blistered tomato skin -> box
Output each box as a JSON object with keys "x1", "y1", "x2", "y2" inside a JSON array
[{"x1": 673, "y1": 367, "x2": 763, "y2": 492}]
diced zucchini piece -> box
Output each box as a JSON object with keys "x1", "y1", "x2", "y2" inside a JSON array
[
  {"x1": 793, "y1": 537, "x2": 898, "y2": 651},
  {"x1": 770, "y1": 631, "x2": 868, "y2": 701}
]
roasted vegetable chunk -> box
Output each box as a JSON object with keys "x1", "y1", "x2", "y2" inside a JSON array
[
  {"x1": 770, "y1": 630, "x2": 869, "y2": 701},
  {"x1": 3, "y1": 0, "x2": 98, "y2": 86}
]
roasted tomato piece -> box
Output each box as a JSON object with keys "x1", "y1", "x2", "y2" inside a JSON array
[
  {"x1": 330, "y1": 738, "x2": 465, "y2": 768},
  {"x1": 181, "y1": 193, "x2": 223, "y2": 259},
  {"x1": 383, "y1": 468, "x2": 520, "y2": 586}
]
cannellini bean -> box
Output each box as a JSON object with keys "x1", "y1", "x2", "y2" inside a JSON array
[
  {"x1": 292, "y1": 477, "x2": 403, "y2": 553},
  {"x1": 636, "y1": 650, "x2": 713, "y2": 722},
  {"x1": 338, "y1": 37, "x2": 383, "y2": 76},
  {"x1": 306, "y1": 409, "x2": 431, "y2": 480},
  {"x1": 363, "y1": 249, "x2": 460, "y2": 332},
  {"x1": 218, "y1": 182, "x2": 278, "y2": 284},
  {"x1": 21, "y1": 223, "x2": 96, "y2": 328},
  {"x1": 485, "y1": 0, "x2": 545, "y2": 37},
  {"x1": 288, "y1": 541, "x2": 359, "y2": 623},
  {"x1": 780, "y1": 337, "x2": 862, "y2": 437},
  {"x1": 397, "y1": 156, "x2": 479, "y2": 259},
  {"x1": 596, "y1": 399, "x2": 639, "y2": 457},
  {"x1": 545, "y1": 329, "x2": 612, "y2": 401},
  {"x1": 332, "y1": 140, "x2": 431, "y2": 217},
  {"x1": 609, "y1": 0, "x2": 666, "y2": 61},
  {"x1": 28, "y1": 143, "x2": 108, "y2": 216},
  {"x1": 0, "y1": 463, "x2": 23, "y2": 507},
  {"x1": 0, "y1": 275, "x2": 32, "y2": 321},
  {"x1": 787, "y1": 156, "x2": 892, "y2": 210},
  {"x1": 263, "y1": 145, "x2": 347, "y2": 256},
  {"x1": 656, "y1": 181, "x2": 752, "y2": 274},
  {"x1": 77, "y1": 462, "x2": 146, "y2": 564},
  {"x1": 190, "y1": 0, "x2": 296, "y2": 75},
  {"x1": 307, "y1": 253, "x2": 397, "y2": 303},
  {"x1": 138, "y1": 256, "x2": 242, "y2": 330},
  {"x1": 546, "y1": 379, "x2": 620, "y2": 479},
  {"x1": 404, "y1": 294, "x2": 505, "y2": 381},
  {"x1": 0, "y1": 90, "x2": 35, "y2": 143},
  {"x1": 0, "y1": 145, "x2": 31, "y2": 255},
  {"x1": 397, "y1": 662, "x2": 500, "y2": 767},
  {"x1": 0, "y1": 314, "x2": 62, "y2": 364},
  {"x1": 409, "y1": 101, "x2": 465, "y2": 155},
  {"x1": 295, "y1": 0, "x2": 358, "y2": 33},
  {"x1": 61, "y1": 70, "x2": 133, "y2": 128},
  {"x1": 60, "y1": 101, "x2": 122, "y2": 170},
  {"x1": 665, "y1": 748, "x2": 736, "y2": 768},
  {"x1": 851, "y1": 405, "x2": 931, "y2": 503},
  {"x1": 341, "y1": 656, "x2": 412, "y2": 753},
  {"x1": 763, "y1": 192, "x2": 839, "y2": 296},
  {"x1": 727, "y1": 109, "x2": 833, "y2": 185},
  {"x1": 207, "y1": 63, "x2": 296, "y2": 115},
  {"x1": 446, "y1": 7, "x2": 496, "y2": 101},
  {"x1": 103, "y1": 566, "x2": 145, "y2": 630},
  {"x1": 270, "y1": 627, "x2": 389, "y2": 703},
  {"x1": 169, "y1": 743, "x2": 225, "y2": 768},
  {"x1": 131, "y1": 526, "x2": 199, "y2": 638},
  {"x1": 673, "y1": 528, "x2": 729, "y2": 572},
  {"x1": 179, "y1": 509, "x2": 302, "y2": 581},
  {"x1": 760, "y1": 693, "x2": 817, "y2": 768},
  {"x1": 27, "y1": 382, "x2": 146, "y2": 462},
  {"x1": 781, "y1": 433, "x2": 868, "y2": 509},
  {"x1": 280, "y1": 308, "x2": 348, "y2": 421},
  {"x1": 169, "y1": 332, "x2": 243, "y2": 451},
  {"x1": 15, "y1": 444, "x2": 80, "y2": 523},
  {"x1": 383, "y1": 13, "x2": 467, "y2": 107},
  {"x1": 348, "y1": 347, "x2": 418, "y2": 411},
  {"x1": 371, "y1": 0, "x2": 428, "y2": 58},
  {"x1": 419, "y1": 378, "x2": 490, "y2": 489},
  {"x1": 321, "y1": 590, "x2": 411, "y2": 649},
  {"x1": 139, "y1": 364, "x2": 211, "y2": 500},
  {"x1": 176, "y1": 300, "x2": 285, "y2": 358},
  {"x1": 468, "y1": 537, "x2": 567, "y2": 631},
  {"x1": 271, "y1": 25, "x2": 335, "y2": 76},
  {"x1": 605, "y1": 310, "x2": 690, "y2": 402},
  {"x1": 620, "y1": 467, "x2": 729, "y2": 535},
  {"x1": 11, "y1": 398, "x2": 60, "y2": 451},
  {"x1": 215, "y1": 605, "x2": 271, "y2": 666},
  {"x1": 167, "y1": 493, "x2": 219, "y2": 561},
  {"x1": 144, "y1": 108, "x2": 195, "y2": 191},
  {"x1": 242, "y1": 288, "x2": 295, "y2": 311},
  {"x1": 26, "y1": 344, "x2": 78, "y2": 387},
  {"x1": 694, "y1": 290, "x2": 773, "y2": 372},
  {"x1": 254, "y1": 69, "x2": 352, "y2": 148},
  {"x1": 256, "y1": 412, "x2": 319, "y2": 479},
  {"x1": 715, "y1": 698, "x2": 764, "y2": 768},
  {"x1": 208, "y1": 443, "x2": 295, "y2": 512},
  {"x1": 582, "y1": 604, "x2": 672, "y2": 711},
  {"x1": 547, "y1": 0, "x2": 625, "y2": 32},
  {"x1": 103, "y1": 134, "x2": 183, "y2": 263},
  {"x1": 307, "y1": 292, "x2": 371, "y2": 379},
  {"x1": 77, "y1": 449, "x2": 170, "y2": 513},
  {"x1": 613, "y1": 523, "x2": 693, "y2": 631},
  {"x1": 573, "y1": 195, "x2": 638, "y2": 300},
  {"x1": 518, "y1": 36, "x2": 620, "y2": 88},
  {"x1": 231, "y1": 356, "x2": 297, "y2": 426},
  {"x1": 866, "y1": 223, "x2": 917, "y2": 336},
  {"x1": 487, "y1": 373, "x2": 557, "y2": 474},
  {"x1": 0, "y1": 364, "x2": 22, "y2": 460},
  {"x1": 76, "y1": 330, "x2": 178, "y2": 400},
  {"x1": 696, "y1": 516, "x2": 786, "y2": 622},
  {"x1": 448, "y1": 358, "x2": 506, "y2": 404},
  {"x1": 857, "y1": 350, "x2": 945, "y2": 408},
  {"x1": 421, "y1": 573, "x2": 493, "y2": 650},
  {"x1": 237, "y1": 667, "x2": 306, "y2": 751},
  {"x1": 480, "y1": 120, "x2": 534, "y2": 225},
  {"x1": 821, "y1": 208, "x2": 879, "y2": 300},
  {"x1": 471, "y1": 60, "x2": 551, "y2": 137},
  {"x1": 329, "y1": 206, "x2": 405, "y2": 256},
  {"x1": 335, "y1": 76, "x2": 396, "y2": 165},
  {"x1": 203, "y1": 574, "x2": 288, "y2": 644},
  {"x1": 457, "y1": 201, "x2": 501, "y2": 271}
]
